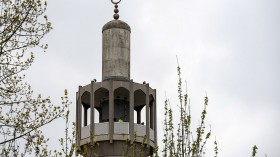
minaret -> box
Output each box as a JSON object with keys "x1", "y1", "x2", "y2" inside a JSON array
[{"x1": 76, "y1": 1, "x2": 157, "y2": 156}]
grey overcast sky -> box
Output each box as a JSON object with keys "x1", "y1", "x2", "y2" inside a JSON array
[{"x1": 25, "y1": 0, "x2": 280, "y2": 156}]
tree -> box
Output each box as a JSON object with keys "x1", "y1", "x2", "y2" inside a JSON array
[
  {"x1": 162, "y1": 61, "x2": 217, "y2": 157},
  {"x1": 0, "y1": 0, "x2": 67, "y2": 156},
  {"x1": 162, "y1": 61, "x2": 263, "y2": 157}
]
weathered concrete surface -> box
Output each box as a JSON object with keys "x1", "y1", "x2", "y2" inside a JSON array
[
  {"x1": 102, "y1": 20, "x2": 131, "y2": 81},
  {"x1": 81, "y1": 141, "x2": 152, "y2": 157}
]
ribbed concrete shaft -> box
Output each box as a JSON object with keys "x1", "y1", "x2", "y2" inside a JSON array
[{"x1": 102, "y1": 20, "x2": 131, "y2": 81}]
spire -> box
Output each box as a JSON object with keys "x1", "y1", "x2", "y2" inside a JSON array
[{"x1": 111, "y1": 0, "x2": 121, "y2": 20}]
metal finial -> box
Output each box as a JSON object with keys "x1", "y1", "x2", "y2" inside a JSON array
[
  {"x1": 111, "y1": 0, "x2": 121, "y2": 19},
  {"x1": 111, "y1": 0, "x2": 121, "y2": 5}
]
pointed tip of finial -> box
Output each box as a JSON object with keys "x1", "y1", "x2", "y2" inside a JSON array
[{"x1": 111, "y1": 0, "x2": 121, "y2": 20}]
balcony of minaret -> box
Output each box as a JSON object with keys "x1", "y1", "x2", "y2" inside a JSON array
[{"x1": 76, "y1": 81, "x2": 157, "y2": 148}]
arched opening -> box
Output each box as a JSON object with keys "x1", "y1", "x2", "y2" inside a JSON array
[
  {"x1": 134, "y1": 89, "x2": 146, "y2": 125},
  {"x1": 114, "y1": 87, "x2": 130, "y2": 122},
  {"x1": 81, "y1": 91, "x2": 91, "y2": 127},
  {"x1": 149, "y1": 95, "x2": 155, "y2": 129},
  {"x1": 94, "y1": 88, "x2": 109, "y2": 123}
]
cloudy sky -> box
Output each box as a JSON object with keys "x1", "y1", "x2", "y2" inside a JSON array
[{"x1": 25, "y1": 0, "x2": 280, "y2": 156}]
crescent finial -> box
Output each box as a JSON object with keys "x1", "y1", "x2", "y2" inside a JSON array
[{"x1": 111, "y1": 0, "x2": 121, "y2": 5}]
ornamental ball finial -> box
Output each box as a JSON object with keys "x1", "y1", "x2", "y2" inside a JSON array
[
  {"x1": 111, "y1": 0, "x2": 121, "y2": 20},
  {"x1": 114, "y1": 14, "x2": 119, "y2": 20}
]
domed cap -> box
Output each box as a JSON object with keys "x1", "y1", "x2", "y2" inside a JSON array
[{"x1": 102, "y1": 20, "x2": 131, "y2": 32}]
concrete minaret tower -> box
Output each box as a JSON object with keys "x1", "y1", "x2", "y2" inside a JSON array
[
  {"x1": 102, "y1": 15, "x2": 131, "y2": 81},
  {"x1": 76, "y1": 1, "x2": 157, "y2": 156}
]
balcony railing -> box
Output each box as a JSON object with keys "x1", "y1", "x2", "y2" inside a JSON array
[{"x1": 81, "y1": 122, "x2": 154, "y2": 145}]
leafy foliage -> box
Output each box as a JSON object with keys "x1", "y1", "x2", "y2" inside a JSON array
[
  {"x1": 161, "y1": 61, "x2": 265, "y2": 157},
  {"x1": 162, "y1": 62, "x2": 214, "y2": 157},
  {"x1": 252, "y1": 145, "x2": 258, "y2": 157},
  {"x1": 0, "y1": 0, "x2": 68, "y2": 156}
]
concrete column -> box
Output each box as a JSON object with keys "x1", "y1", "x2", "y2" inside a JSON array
[
  {"x1": 109, "y1": 81, "x2": 114, "y2": 143},
  {"x1": 129, "y1": 81, "x2": 134, "y2": 144},
  {"x1": 75, "y1": 92, "x2": 79, "y2": 150},
  {"x1": 90, "y1": 81, "x2": 95, "y2": 144},
  {"x1": 146, "y1": 84, "x2": 150, "y2": 147},
  {"x1": 77, "y1": 86, "x2": 82, "y2": 147},
  {"x1": 75, "y1": 91, "x2": 80, "y2": 156}
]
